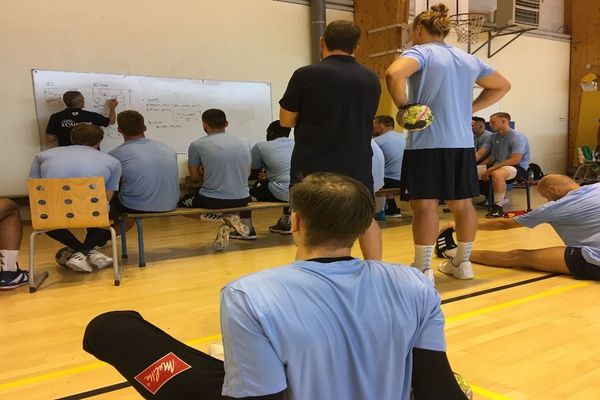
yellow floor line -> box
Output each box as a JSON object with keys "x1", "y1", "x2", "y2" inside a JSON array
[
  {"x1": 446, "y1": 281, "x2": 589, "y2": 325},
  {"x1": 470, "y1": 383, "x2": 512, "y2": 400},
  {"x1": 0, "y1": 281, "x2": 589, "y2": 392}
]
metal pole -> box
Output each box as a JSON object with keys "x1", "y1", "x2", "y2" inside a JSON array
[{"x1": 310, "y1": 0, "x2": 326, "y2": 63}]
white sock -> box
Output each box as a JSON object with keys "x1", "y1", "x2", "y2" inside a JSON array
[
  {"x1": 0, "y1": 250, "x2": 19, "y2": 272},
  {"x1": 452, "y1": 242, "x2": 473, "y2": 266},
  {"x1": 375, "y1": 197, "x2": 386, "y2": 213},
  {"x1": 494, "y1": 192, "x2": 506, "y2": 205},
  {"x1": 414, "y1": 245, "x2": 434, "y2": 271}
]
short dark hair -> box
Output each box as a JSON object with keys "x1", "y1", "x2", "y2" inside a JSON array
[
  {"x1": 491, "y1": 112, "x2": 511, "y2": 121},
  {"x1": 117, "y1": 110, "x2": 145, "y2": 136},
  {"x1": 472, "y1": 116, "x2": 486, "y2": 124},
  {"x1": 202, "y1": 109, "x2": 227, "y2": 130},
  {"x1": 266, "y1": 120, "x2": 291, "y2": 141},
  {"x1": 70, "y1": 124, "x2": 104, "y2": 146},
  {"x1": 290, "y1": 173, "x2": 374, "y2": 248},
  {"x1": 63, "y1": 91, "x2": 83, "y2": 107},
  {"x1": 374, "y1": 115, "x2": 395, "y2": 128},
  {"x1": 323, "y1": 20, "x2": 361, "y2": 54}
]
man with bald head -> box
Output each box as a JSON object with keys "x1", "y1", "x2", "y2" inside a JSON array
[{"x1": 437, "y1": 174, "x2": 600, "y2": 280}]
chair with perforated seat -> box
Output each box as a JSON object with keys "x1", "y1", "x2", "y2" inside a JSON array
[{"x1": 27, "y1": 177, "x2": 120, "y2": 292}]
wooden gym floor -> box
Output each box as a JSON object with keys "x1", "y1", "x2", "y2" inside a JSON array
[{"x1": 1, "y1": 190, "x2": 598, "y2": 400}]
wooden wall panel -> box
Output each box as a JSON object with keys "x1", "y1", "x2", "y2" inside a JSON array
[
  {"x1": 355, "y1": 0, "x2": 410, "y2": 79},
  {"x1": 567, "y1": 0, "x2": 600, "y2": 166}
]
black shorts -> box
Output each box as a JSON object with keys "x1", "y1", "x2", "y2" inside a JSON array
[
  {"x1": 401, "y1": 148, "x2": 478, "y2": 200},
  {"x1": 383, "y1": 178, "x2": 401, "y2": 188},
  {"x1": 109, "y1": 195, "x2": 153, "y2": 219},
  {"x1": 250, "y1": 182, "x2": 287, "y2": 203},
  {"x1": 564, "y1": 247, "x2": 600, "y2": 280}
]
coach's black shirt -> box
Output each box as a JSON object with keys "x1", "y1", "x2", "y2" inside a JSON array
[
  {"x1": 280, "y1": 55, "x2": 381, "y2": 191},
  {"x1": 46, "y1": 108, "x2": 110, "y2": 146}
]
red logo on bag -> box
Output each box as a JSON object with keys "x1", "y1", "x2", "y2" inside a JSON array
[{"x1": 134, "y1": 352, "x2": 191, "y2": 394}]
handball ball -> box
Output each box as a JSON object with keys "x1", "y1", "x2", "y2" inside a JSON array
[{"x1": 396, "y1": 103, "x2": 434, "y2": 131}]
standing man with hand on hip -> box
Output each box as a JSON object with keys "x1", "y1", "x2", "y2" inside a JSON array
[
  {"x1": 385, "y1": 3, "x2": 511, "y2": 283},
  {"x1": 279, "y1": 20, "x2": 383, "y2": 260}
]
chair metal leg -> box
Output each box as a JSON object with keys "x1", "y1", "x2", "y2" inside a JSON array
[
  {"x1": 135, "y1": 218, "x2": 146, "y2": 267},
  {"x1": 525, "y1": 180, "x2": 532, "y2": 212},
  {"x1": 109, "y1": 227, "x2": 121, "y2": 286},
  {"x1": 28, "y1": 231, "x2": 49, "y2": 293},
  {"x1": 120, "y1": 217, "x2": 128, "y2": 259},
  {"x1": 487, "y1": 182, "x2": 493, "y2": 211}
]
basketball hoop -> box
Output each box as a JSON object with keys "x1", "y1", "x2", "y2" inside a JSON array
[{"x1": 450, "y1": 13, "x2": 486, "y2": 45}]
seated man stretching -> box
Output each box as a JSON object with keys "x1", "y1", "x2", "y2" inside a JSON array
[
  {"x1": 29, "y1": 124, "x2": 122, "y2": 272},
  {"x1": 437, "y1": 175, "x2": 600, "y2": 280},
  {"x1": 476, "y1": 112, "x2": 530, "y2": 218},
  {"x1": 83, "y1": 173, "x2": 469, "y2": 400},
  {"x1": 0, "y1": 199, "x2": 28, "y2": 289},
  {"x1": 180, "y1": 109, "x2": 252, "y2": 250}
]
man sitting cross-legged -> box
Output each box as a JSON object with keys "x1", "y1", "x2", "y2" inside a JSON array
[
  {"x1": 180, "y1": 109, "x2": 252, "y2": 250},
  {"x1": 0, "y1": 199, "x2": 29, "y2": 289},
  {"x1": 29, "y1": 124, "x2": 122, "y2": 272},
  {"x1": 436, "y1": 174, "x2": 600, "y2": 280},
  {"x1": 83, "y1": 173, "x2": 469, "y2": 400}
]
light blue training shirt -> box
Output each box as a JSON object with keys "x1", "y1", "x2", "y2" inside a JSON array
[
  {"x1": 251, "y1": 137, "x2": 294, "y2": 202},
  {"x1": 371, "y1": 140, "x2": 385, "y2": 192},
  {"x1": 373, "y1": 130, "x2": 406, "y2": 181},
  {"x1": 481, "y1": 129, "x2": 530, "y2": 170},
  {"x1": 29, "y1": 145, "x2": 121, "y2": 191},
  {"x1": 220, "y1": 259, "x2": 446, "y2": 400},
  {"x1": 515, "y1": 183, "x2": 600, "y2": 266},
  {"x1": 401, "y1": 43, "x2": 494, "y2": 149},
  {"x1": 474, "y1": 130, "x2": 492, "y2": 151},
  {"x1": 188, "y1": 132, "x2": 251, "y2": 200},
  {"x1": 109, "y1": 138, "x2": 179, "y2": 212}
]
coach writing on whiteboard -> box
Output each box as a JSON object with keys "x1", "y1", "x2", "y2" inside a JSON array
[{"x1": 46, "y1": 91, "x2": 118, "y2": 146}]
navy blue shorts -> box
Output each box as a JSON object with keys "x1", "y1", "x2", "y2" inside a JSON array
[{"x1": 564, "y1": 247, "x2": 600, "y2": 280}]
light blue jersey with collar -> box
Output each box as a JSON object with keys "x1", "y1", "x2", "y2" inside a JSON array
[
  {"x1": 482, "y1": 129, "x2": 530, "y2": 170},
  {"x1": 29, "y1": 145, "x2": 121, "y2": 191},
  {"x1": 373, "y1": 130, "x2": 406, "y2": 180},
  {"x1": 109, "y1": 138, "x2": 179, "y2": 212},
  {"x1": 188, "y1": 132, "x2": 251, "y2": 200},
  {"x1": 515, "y1": 183, "x2": 600, "y2": 265},
  {"x1": 251, "y1": 137, "x2": 294, "y2": 202},
  {"x1": 221, "y1": 259, "x2": 445, "y2": 400},
  {"x1": 401, "y1": 43, "x2": 494, "y2": 149},
  {"x1": 371, "y1": 139, "x2": 385, "y2": 192}
]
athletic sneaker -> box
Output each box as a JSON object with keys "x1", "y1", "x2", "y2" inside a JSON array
[
  {"x1": 0, "y1": 267, "x2": 29, "y2": 290},
  {"x1": 213, "y1": 224, "x2": 232, "y2": 251},
  {"x1": 65, "y1": 252, "x2": 93, "y2": 273},
  {"x1": 438, "y1": 260, "x2": 474, "y2": 280},
  {"x1": 55, "y1": 247, "x2": 74, "y2": 266},
  {"x1": 269, "y1": 220, "x2": 292, "y2": 234},
  {"x1": 87, "y1": 250, "x2": 113, "y2": 269},
  {"x1": 201, "y1": 213, "x2": 223, "y2": 223},
  {"x1": 435, "y1": 227, "x2": 457, "y2": 258},
  {"x1": 374, "y1": 211, "x2": 386, "y2": 221},
  {"x1": 221, "y1": 214, "x2": 250, "y2": 237},
  {"x1": 385, "y1": 209, "x2": 402, "y2": 218},
  {"x1": 485, "y1": 204, "x2": 504, "y2": 219},
  {"x1": 422, "y1": 268, "x2": 435, "y2": 285},
  {"x1": 230, "y1": 225, "x2": 257, "y2": 240}
]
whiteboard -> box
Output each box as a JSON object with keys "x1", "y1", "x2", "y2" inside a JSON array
[{"x1": 32, "y1": 70, "x2": 272, "y2": 153}]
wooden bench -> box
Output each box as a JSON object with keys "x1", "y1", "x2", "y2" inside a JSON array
[
  {"x1": 118, "y1": 202, "x2": 288, "y2": 267},
  {"x1": 118, "y1": 188, "x2": 402, "y2": 268}
]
